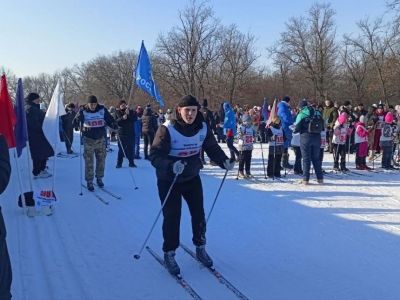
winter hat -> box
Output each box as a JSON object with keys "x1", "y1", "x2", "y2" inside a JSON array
[
  {"x1": 26, "y1": 92, "x2": 40, "y2": 102},
  {"x1": 298, "y1": 99, "x2": 308, "y2": 109},
  {"x1": 385, "y1": 112, "x2": 394, "y2": 124},
  {"x1": 343, "y1": 100, "x2": 351, "y2": 107},
  {"x1": 202, "y1": 99, "x2": 208, "y2": 108},
  {"x1": 118, "y1": 100, "x2": 127, "y2": 106},
  {"x1": 282, "y1": 96, "x2": 290, "y2": 102},
  {"x1": 242, "y1": 114, "x2": 251, "y2": 123},
  {"x1": 338, "y1": 112, "x2": 348, "y2": 125},
  {"x1": 378, "y1": 103, "x2": 384, "y2": 109},
  {"x1": 359, "y1": 115, "x2": 365, "y2": 124},
  {"x1": 87, "y1": 95, "x2": 98, "y2": 104},
  {"x1": 372, "y1": 103, "x2": 378, "y2": 108},
  {"x1": 178, "y1": 95, "x2": 199, "y2": 107}
]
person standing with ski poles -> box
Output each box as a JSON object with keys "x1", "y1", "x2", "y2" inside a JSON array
[
  {"x1": 149, "y1": 95, "x2": 235, "y2": 276},
  {"x1": 73, "y1": 95, "x2": 117, "y2": 191}
]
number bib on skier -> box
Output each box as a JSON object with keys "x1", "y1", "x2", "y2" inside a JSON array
[
  {"x1": 270, "y1": 127, "x2": 284, "y2": 146},
  {"x1": 32, "y1": 189, "x2": 57, "y2": 212},
  {"x1": 83, "y1": 109, "x2": 105, "y2": 128},
  {"x1": 167, "y1": 122, "x2": 207, "y2": 157}
]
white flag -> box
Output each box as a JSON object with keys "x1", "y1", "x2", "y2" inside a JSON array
[{"x1": 43, "y1": 80, "x2": 66, "y2": 154}]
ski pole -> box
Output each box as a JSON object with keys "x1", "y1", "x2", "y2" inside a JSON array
[
  {"x1": 259, "y1": 136, "x2": 267, "y2": 179},
  {"x1": 116, "y1": 133, "x2": 139, "y2": 190},
  {"x1": 272, "y1": 138, "x2": 276, "y2": 180},
  {"x1": 133, "y1": 172, "x2": 180, "y2": 260},
  {"x1": 207, "y1": 169, "x2": 229, "y2": 223},
  {"x1": 79, "y1": 129, "x2": 83, "y2": 196},
  {"x1": 236, "y1": 151, "x2": 242, "y2": 180}
]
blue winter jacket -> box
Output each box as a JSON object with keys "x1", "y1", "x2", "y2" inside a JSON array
[
  {"x1": 223, "y1": 102, "x2": 237, "y2": 135},
  {"x1": 277, "y1": 101, "x2": 293, "y2": 148}
]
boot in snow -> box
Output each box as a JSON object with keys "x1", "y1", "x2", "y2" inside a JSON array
[
  {"x1": 196, "y1": 245, "x2": 213, "y2": 268},
  {"x1": 164, "y1": 251, "x2": 180, "y2": 276},
  {"x1": 282, "y1": 153, "x2": 293, "y2": 169},
  {"x1": 96, "y1": 178, "x2": 104, "y2": 188},
  {"x1": 87, "y1": 181, "x2": 94, "y2": 192}
]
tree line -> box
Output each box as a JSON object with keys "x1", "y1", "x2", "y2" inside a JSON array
[{"x1": 2, "y1": 0, "x2": 400, "y2": 110}]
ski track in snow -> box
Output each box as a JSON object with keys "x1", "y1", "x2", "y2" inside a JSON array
[{"x1": 2, "y1": 136, "x2": 400, "y2": 299}]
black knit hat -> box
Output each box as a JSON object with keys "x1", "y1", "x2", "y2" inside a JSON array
[
  {"x1": 26, "y1": 92, "x2": 40, "y2": 102},
  {"x1": 298, "y1": 99, "x2": 308, "y2": 108},
  {"x1": 87, "y1": 95, "x2": 98, "y2": 104},
  {"x1": 202, "y1": 98, "x2": 208, "y2": 107},
  {"x1": 282, "y1": 96, "x2": 290, "y2": 102},
  {"x1": 343, "y1": 100, "x2": 351, "y2": 106},
  {"x1": 178, "y1": 95, "x2": 199, "y2": 107}
]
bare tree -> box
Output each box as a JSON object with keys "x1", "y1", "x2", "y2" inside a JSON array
[
  {"x1": 270, "y1": 3, "x2": 338, "y2": 100},
  {"x1": 344, "y1": 18, "x2": 395, "y2": 104},
  {"x1": 217, "y1": 25, "x2": 258, "y2": 103},
  {"x1": 155, "y1": 0, "x2": 221, "y2": 98},
  {"x1": 341, "y1": 44, "x2": 368, "y2": 102}
]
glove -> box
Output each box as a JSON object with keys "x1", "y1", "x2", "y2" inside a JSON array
[
  {"x1": 223, "y1": 158, "x2": 235, "y2": 171},
  {"x1": 172, "y1": 160, "x2": 185, "y2": 175}
]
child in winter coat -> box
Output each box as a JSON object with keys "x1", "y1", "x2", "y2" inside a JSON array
[
  {"x1": 354, "y1": 115, "x2": 370, "y2": 170},
  {"x1": 290, "y1": 124, "x2": 302, "y2": 175},
  {"x1": 332, "y1": 112, "x2": 351, "y2": 171},
  {"x1": 266, "y1": 116, "x2": 285, "y2": 178},
  {"x1": 237, "y1": 114, "x2": 256, "y2": 178},
  {"x1": 380, "y1": 112, "x2": 396, "y2": 169}
]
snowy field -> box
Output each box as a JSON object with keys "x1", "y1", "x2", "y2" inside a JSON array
[{"x1": 2, "y1": 136, "x2": 400, "y2": 300}]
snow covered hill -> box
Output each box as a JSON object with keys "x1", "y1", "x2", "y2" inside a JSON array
[{"x1": 2, "y1": 137, "x2": 400, "y2": 300}]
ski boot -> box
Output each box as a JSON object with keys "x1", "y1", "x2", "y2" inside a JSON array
[
  {"x1": 196, "y1": 245, "x2": 213, "y2": 268},
  {"x1": 87, "y1": 181, "x2": 94, "y2": 192},
  {"x1": 164, "y1": 251, "x2": 180, "y2": 276},
  {"x1": 96, "y1": 178, "x2": 104, "y2": 188}
]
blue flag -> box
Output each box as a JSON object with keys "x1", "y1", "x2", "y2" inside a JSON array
[
  {"x1": 135, "y1": 41, "x2": 165, "y2": 107},
  {"x1": 14, "y1": 79, "x2": 28, "y2": 157}
]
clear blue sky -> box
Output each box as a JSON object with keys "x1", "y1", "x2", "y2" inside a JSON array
[{"x1": 0, "y1": 0, "x2": 390, "y2": 77}]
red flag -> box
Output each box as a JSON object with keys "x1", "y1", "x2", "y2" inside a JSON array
[{"x1": 0, "y1": 75, "x2": 17, "y2": 148}]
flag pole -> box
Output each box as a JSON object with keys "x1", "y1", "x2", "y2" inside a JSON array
[
  {"x1": 26, "y1": 141, "x2": 33, "y2": 191},
  {"x1": 13, "y1": 149, "x2": 27, "y2": 211}
]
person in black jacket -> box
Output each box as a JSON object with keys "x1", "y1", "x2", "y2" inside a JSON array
[
  {"x1": 25, "y1": 93, "x2": 54, "y2": 178},
  {"x1": 149, "y1": 95, "x2": 235, "y2": 276},
  {"x1": 73, "y1": 95, "x2": 117, "y2": 191},
  {"x1": 61, "y1": 103, "x2": 77, "y2": 154},
  {"x1": 141, "y1": 106, "x2": 158, "y2": 159},
  {"x1": 0, "y1": 135, "x2": 12, "y2": 300},
  {"x1": 115, "y1": 100, "x2": 137, "y2": 168},
  {"x1": 199, "y1": 99, "x2": 215, "y2": 164}
]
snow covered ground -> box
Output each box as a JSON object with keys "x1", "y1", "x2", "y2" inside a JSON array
[{"x1": 2, "y1": 136, "x2": 400, "y2": 300}]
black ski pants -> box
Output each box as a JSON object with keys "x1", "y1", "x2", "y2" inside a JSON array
[
  {"x1": 117, "y1": 135, "x2": 134, "y2": 165},
  {"x1": 0, "y1": 208, "x2": 12, "y2": 300},
  {"x1": 267, "y1": 153, "x2": 282, "y2": 177},
  {"x1": 158, "y1": 176, "x2": 206, "y2": 252},
  {"x1": 143, "y1": 132, "x2": 154, "y2": 159},
  {"x1": 32, "y1": 159, "x2": 47, "y2": 176},
  {"x1": 239, "y1": 150, "x2": 252, "y2": 174}
]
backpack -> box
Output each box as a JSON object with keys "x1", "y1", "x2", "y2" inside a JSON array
[
  {"x1": 308, "y1": 108, "x2": 325, "y2": 134},
  {"x1": 382, "y1": 124, "x2": 392, "y2": 138}
]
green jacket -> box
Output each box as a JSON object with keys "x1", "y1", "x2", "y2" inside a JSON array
[{"x1": 322, "y1": 106, "x2": 338, "y2": 129}]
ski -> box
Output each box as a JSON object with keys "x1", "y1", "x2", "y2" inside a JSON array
[
  {"x1": 180, "y1": 243, "x2": 250, "y2": 300},
  {"x1": 81, "y1": 184, "x2": 109, "y2": 205},
  {"x1": 345, "y1": 170, "x2": 372, "y2": 177},
  {"x1": 145, "y1": 246, "x2": 203, "y2": 300},
  {"x1": 94, "y1": 184, "x2": 122, "y2": 199}
]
